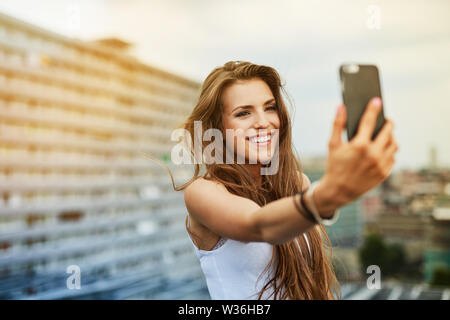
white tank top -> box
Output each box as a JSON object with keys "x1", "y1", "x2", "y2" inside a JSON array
[{"x1": 186, "y1": 214, "x2": 312, "y2": 300}]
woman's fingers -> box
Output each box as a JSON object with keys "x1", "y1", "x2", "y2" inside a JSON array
[
  {"x1": 354, "y1": 97, "x2": 383, "y2": 142},
  {"x1": 324, "y1": 99, "x2": 399, "y2": 202},
  {"x1": 328, "y1": 104, "x2": 346, "y2": 150},
  {"x1": 384, "y1": 137, "x2": 399, "y2": 156},
  {"x1": 374, "y1": 119, "x2": 394, "y2": 151},
  {"x1": 377, "y1": 139, "x2": 398, "y2": 177}
]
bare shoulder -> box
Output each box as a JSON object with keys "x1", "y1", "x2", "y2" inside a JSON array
[
  {"x1": 184, "y1": 176, "x2": 229, "y2": 200},
  {"x1": 183, "y1": 176, "x2": 261, "y2": 242},
  {"x1": 183, "y1": 176, "x2": 230, "y2": 226}
]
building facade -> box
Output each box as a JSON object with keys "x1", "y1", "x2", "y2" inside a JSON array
[{"x1": 0, "y1": 12, "x2": 208, "y2": 299}]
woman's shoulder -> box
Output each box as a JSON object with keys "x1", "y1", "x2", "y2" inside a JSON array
[
  {"x1": 186, "y1": 176, "x2": 228, "y2": 194},
  {"x1": 184, "y1": 176, "x2": 227, "y2": 249},
  {"x1": 184, "y1": 176, "x2": 230, "y2": 212}
]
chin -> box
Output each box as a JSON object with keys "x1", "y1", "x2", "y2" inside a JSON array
[
  {"x1": 244, "y1": 152, "x2": 274, "y2": 165},
  {"x1": 253, "y1": 145, "x2": 277, "y2": 162},
  {"x1": 257, "y1": 155, "x2": 275, "y2": 165}
]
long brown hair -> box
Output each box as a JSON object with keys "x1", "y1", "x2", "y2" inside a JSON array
[{"x1": 152, "y1": 61, "x2": 341, "y2": 300}]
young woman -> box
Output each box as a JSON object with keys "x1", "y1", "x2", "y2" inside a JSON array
[{"x1": 160, "y1": 61, "x2": 398, "y2": 300}]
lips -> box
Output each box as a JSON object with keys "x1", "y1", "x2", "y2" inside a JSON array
[{"x1": 246, "y1": 131, "x2": 275, "y2": 144}]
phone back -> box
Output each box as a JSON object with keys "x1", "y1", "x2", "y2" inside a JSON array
[{"x1": 339, "y1": 64, "x2": 385, "y2": 141}]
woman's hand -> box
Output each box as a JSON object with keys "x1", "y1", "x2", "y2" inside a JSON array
[{"x1": 313, "y1": 97, "x2": 399, "y2": 216}]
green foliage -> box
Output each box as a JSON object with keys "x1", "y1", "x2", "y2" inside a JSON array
[
  {"x1": 386, "y1": 243, "x2": 407, "y2": 274},
  {"x1": 430, "y1": 265, "x2": 450, "y2": 287},
  {"x1": 358, "y1": 233, "x2": 407, "y2": 278}
]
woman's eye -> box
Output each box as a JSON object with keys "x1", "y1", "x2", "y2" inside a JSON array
[
  {"x1": 236, "y1": 111, "x2": 249, "y2": 117},
  {"x1": 235, "y1": 105, "x2": 277, "y2": 117}
]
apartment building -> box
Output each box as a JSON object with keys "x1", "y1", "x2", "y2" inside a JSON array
[{"x1": 0, "y1": 12, "x2": 208, "y2": 299}]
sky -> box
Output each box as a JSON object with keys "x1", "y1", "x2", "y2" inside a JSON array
[{"x1": 1, "y1": 0, "x2": 449, "y2": 171}]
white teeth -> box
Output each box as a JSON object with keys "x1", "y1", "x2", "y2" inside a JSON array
[{"x1": 250, "y1": 135, "x2": 271, "y2": 143}]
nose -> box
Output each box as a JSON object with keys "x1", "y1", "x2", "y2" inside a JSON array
[{"x1": 253, "y1": 110, "x2": 270, "y2": 128}]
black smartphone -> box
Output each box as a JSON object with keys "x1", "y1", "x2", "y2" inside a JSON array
[{"x1": 339, "y1": 64, "x2": 386, "y2": 141}]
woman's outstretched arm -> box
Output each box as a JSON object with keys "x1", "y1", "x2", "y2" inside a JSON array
[{"x1": 184, "y1": 97, "x2": 398, "y2": 245}]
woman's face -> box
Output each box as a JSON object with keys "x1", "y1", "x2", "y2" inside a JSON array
[{"x1": 222, "y1": 78, "x2": 280, "y2": 164}]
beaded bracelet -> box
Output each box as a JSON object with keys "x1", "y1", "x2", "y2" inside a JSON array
[{"x1": 292, "y1": 189, "x2": 316, "y2": 224}]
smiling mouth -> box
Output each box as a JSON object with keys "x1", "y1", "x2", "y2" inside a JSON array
[{"x1": 246, "y1": 132, "x2": 275, "y2": 145}]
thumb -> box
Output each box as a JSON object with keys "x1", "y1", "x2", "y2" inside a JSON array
[{"x1": 329, "y1": 104, "x2": 346, "y2": 149}]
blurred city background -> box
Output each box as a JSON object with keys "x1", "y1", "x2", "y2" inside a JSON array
[{"x1": 0, "y1": 1, "x2": 449, "y2": 300}]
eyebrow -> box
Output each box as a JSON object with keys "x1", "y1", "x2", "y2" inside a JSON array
[{"x1": 231, "y1": 98, "x2": 276, "y2": 113}]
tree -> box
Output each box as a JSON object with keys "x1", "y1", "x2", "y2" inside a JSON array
[
  {"x1": 430, "y1": 265, "x2": 450, "y2": 287},
  {"x1": 386, "y1": 243, "x2": 406, "y2": 275},
  {"x1": 358, "y1": 233, "x2": 407, "y2": 278}
]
